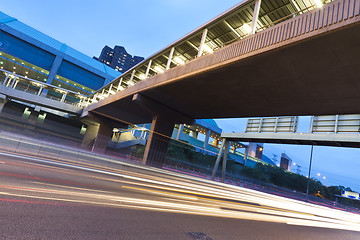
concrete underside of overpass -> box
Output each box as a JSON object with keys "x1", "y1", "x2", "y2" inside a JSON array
[
  {"x1": 88, "y1": 20, "x2": 360, "y2": 125},
  {"x1": 83, "y1": 6, "x2": 360, "y2": 167}
]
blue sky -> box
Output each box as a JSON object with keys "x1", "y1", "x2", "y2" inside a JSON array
[{"x1": 2, "y1": 0, "x2": 359, "y2": 192}]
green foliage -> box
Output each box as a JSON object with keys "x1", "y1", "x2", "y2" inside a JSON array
[
  {"x1": 165, "y1": 140, "x2": 217, "y2": 168},
  {"x1": 137, "y1": 139, "x2": 359, "y2": 208}
]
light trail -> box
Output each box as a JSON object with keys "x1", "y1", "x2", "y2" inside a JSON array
[{"x1": 0, "y1": 150, "x2": 360, "y2": 233}]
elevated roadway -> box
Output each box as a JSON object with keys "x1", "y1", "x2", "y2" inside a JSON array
[
  {"x1": 86, "y1": 0, "x2": 360, "y2": 123},
  {"x1": 222, "y1": 132, "x2": 360, "y2": 148},
  {"x1": 81, "y1": 0, "x2": 360, "y2": 166}
]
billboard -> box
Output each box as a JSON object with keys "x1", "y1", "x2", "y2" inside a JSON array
[
  {"x1": 311, "y1": 114, "x2": 360, "y2": 133},
  {"x1": 341, "y1": 190, "x2": 360, "y2": 200},
  {"x1": 245, "y1": 117, "x2": 298, "y2": 133}
]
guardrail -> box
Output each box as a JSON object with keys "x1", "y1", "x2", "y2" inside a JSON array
[{"x1": 0, "y1": 69, "x2": 88, "y2": 105}]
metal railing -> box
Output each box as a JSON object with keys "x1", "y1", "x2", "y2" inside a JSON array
[{"x1": 0, "y1": 69, "x2": 88, "y2": 105}]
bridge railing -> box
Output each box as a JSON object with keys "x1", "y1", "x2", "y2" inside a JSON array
[{"x1": 0, "y1": 69, "x2": 88, "y2": 105}]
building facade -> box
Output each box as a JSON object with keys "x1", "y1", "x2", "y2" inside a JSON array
[
  {"x1": 94, "y1": 45, "x2": 144, "y2": 72},
  {"x1": 0, "y1": 11, "x2": 120, "y2": 102}
]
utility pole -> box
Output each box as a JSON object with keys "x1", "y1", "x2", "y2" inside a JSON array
[{"x1": 306, "y1": 145, "x2": 314, "y2": 201}]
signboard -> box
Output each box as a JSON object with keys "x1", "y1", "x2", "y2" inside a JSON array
[
  {"x1": 245, "y1": 117, "x2": 298, "y2": 133},
  {"x1": 341, "y1": 190, "x2": 360, "y2": 200},
  {"x1": 311, "y1": 114, "x2": 360, "y2": 133}
]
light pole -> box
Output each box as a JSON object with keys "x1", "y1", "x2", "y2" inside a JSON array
[{"x1": 306, "y1": 145, "x2": 314, "y2": 201}]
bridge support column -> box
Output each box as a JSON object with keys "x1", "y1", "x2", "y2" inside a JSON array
[
  {"x1": 203, "y1": 129, "x2": 210, "y2": 153},
  {"x1": 142, "y1": 115, "x2": 175, "y2": 168},
  {"x1": 132, "y1": 93, "x2": 193, "y2": 167},
  {"x1": 0, "y1": 94, "x2": 7, "y2": 113},
  {"x1": 81, "y1": 113, "x2": 124, "y2": 153},
  {"x1": 211, "y1": 139, "x2": 230, "y2": 182},
  {"x1": 82, "y1": 123, "x2": 100, "y2": 147},
  {"x1": 176, "y1": 124, "x2": 184, "y2": 140},
  {"x1": 244, "y1": 146, "x2": 249, "y2": 166},
  {"x1": 91, "y1": 123, "x2": 114, "y2": 153}
]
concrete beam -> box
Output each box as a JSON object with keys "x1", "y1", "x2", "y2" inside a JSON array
[
  {"x1": 222, "y1": 132, "x2": 360, "y2": 148},
  {"x1": 132, "y1": 93, "x2": 194, "y2": 124}
]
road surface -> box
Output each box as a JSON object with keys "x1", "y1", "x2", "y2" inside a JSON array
[{"x1": 0, "y1": 150, "x2": 359, "y2": 240}]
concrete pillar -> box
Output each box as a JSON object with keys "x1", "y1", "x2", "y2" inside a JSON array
[
  {"x1": 130, "y1": 70, "x2": 136, "y2": 83},
  {"x1": 92, "y1": 123, "x2": 113, "y2": 153},
  {"x1": 2, "y1": 73, "x2": 9, "y2": 86},
  {"x1": 203, "y1": 129, "x2": 210, "y2": 152},
  {"x1": 42, "y1": 55, "x2": 63, "y2": 96},
  {"x1": 193, "y1": 131, "x2": 199, "y2": 139},
  {"x1": 221, "y1": 140, "x2": 231, "y2": 182},
  {"x1": 81, "y1": 114, "x2": 121, "y2": 152},
  {"x1": 145, "y1": 61, "x2": 152, "y2": 78},
  {"x1": 244, "y1": 146, "x2": 249, "y2": 166},
  {"x1": 166, "y1": 47, "x2": 175, "y2": 70},
  {"x1": 176, "y1": 124, "x2": 184, "y2": 140},
  {"x1": 46, "y1": 55, "x2": 63, "y2": 85},
  {"x1": 251, "y1": 0, "x2": 262, "y2": 34},
  {"x1": 117, "y1": 78, "x2": 123, "y2": 91},
  {"x1": 0, "y1": 93, "x2": 7, "y2": 113},
  {"x1": 211, "y1": 139, "x2": 226, "y2": 180},
  {"x1": 198, "y1": 28, "x2": 208, "y2": 57},
  {"x1": 82, "y1": 123, "x2": 100, "y2": 147},
  {"x1": 142, "y1": 115, "x2": 175, "y2": 167}
]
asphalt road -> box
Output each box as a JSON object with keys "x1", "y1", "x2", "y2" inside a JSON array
[{"x1": 0, "y1": 150, "x2": 359, "y2": 240}]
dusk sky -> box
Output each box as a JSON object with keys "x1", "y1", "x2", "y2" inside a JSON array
[{"x1": 2, "y1": 0, "x2": 359, "y2": 192}]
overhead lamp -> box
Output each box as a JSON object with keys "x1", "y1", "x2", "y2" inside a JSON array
[
  {"x1": 32, "y1": 82, "x2": 42, "y2": 87},
  {"x1": 314, "y1": 0, "x2": 323, "y2": 8},
  {"x1": 203, "y1": 44, "x2": 213, "y2": 54},
  {"x1": 139, "y1": 74, "x2": 147, "y2": 80},
  {"x1": 243, "y1": 23, "x2": 252, "y2": 34},
  {"x1": 154, "y1": 66, "x2": 164, "y2": 73},
  {"x1": 174, "y1": 56, "x2": 185, "y2": 65}
]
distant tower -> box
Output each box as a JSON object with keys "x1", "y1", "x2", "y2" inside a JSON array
[
  {"x1": 280, "y1": 152, "x2": 292, "y2": 171},
  {"x1": 248, "y1": 142, "x2": 264, "y2": 160},
  {"x1": 272, "y1": 154, "x2": 279, "y2": 165},
  {"x1": 94, "y1": 45, "x2": 144, "y2": 73}
]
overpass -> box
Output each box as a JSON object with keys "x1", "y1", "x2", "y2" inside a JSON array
[
  {"x1": 222, "y1": 132, "x2": 360, "y2": 148},
  {"x1": 0, "y1": 69, "x2": 83, "y2": 114},
  {"x1": 78, "y1": 0, "x2": 360, "y2": 167}
]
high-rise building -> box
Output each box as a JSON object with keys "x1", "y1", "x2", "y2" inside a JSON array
[
  {"x1": 280, "y1": 153, "x2": 292, "y2": 171},
  {"x1": 94, "y1": 45, "x2": 144, "y2": 73}
]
